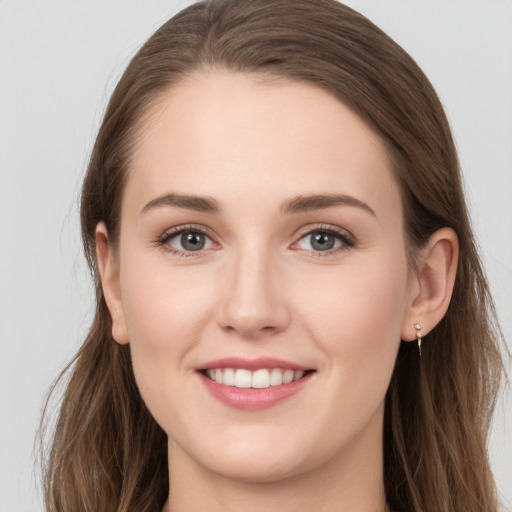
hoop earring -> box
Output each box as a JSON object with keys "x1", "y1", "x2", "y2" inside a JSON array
[{"x1": 414, "y1": 323, "x2": 422, "y2": 356}]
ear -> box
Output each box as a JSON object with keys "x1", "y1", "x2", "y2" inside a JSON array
[
  {"x1": 401, "y1": 227, "x2": 459, "y2": 342},
  {"x1": 95, "y1": 222, "x2": 129, "y2": 345}
]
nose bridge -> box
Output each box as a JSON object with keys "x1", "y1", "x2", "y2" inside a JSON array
[{"x1": 220, "y1": 240, "x2": 289, "y2": 337}]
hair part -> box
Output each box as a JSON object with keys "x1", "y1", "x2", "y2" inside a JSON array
[{"x1": 42, "y1": 1, "x2": 506, "y2": 511}]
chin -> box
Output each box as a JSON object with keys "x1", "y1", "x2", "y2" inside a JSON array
[
  {"x1": 182, "y1": 429, "x2": 325, "y2": 484},
  {"x1": 205, "y1": 453, "x2": 309, "y2": 484}
]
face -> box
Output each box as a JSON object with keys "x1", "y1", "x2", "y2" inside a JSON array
[{"x1": 103, "y1": 72, "x2": 417, "y2": 483}]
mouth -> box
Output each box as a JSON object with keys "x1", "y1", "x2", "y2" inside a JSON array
[
  {"x1": 196, "y1": 358, "x2": 316, "y2": 410},
  {"x1": 199, "y1": 367, "x2": 314, "y2": 389}
]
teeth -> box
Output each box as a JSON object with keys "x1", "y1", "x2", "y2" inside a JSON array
[
  {"x1": 234, "y1": 369, "x2": 252, "y2": 388},
  {"x1": 252, "y1": 369, "x2": 270, "y2": 388},
  {"x1": 205, "y1": 368, "x2": 308, "y2": 388},
  {"x1": 270, "y1": 368, "x2": 283, "y2": 386},
  {"x1": 223, "y1": 368, "x2": 235, "y2": 386},
  {"x1": 283, "y1": 369, "x2": 294, "y2": 384},
  {"x1": 293, "y1": 370, "x2": 305, "y2": 381}
]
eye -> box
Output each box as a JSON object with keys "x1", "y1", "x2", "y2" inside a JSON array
[
  {"x1": 292, "y1": 227, "x2": 354, "y2": 253},
  {"x1": 158, "y1": 227, "x2": 217, "y2": 254}
]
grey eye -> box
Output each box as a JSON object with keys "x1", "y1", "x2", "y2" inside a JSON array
[
  {"x1": 166, "y1": 230, "x2": 214, "y2": 252},
  {"x1": 310, "y1": 232, "x2": 336, "y2": 251},
  {"x1": 180, "y1": 231, "x2": 206, "y2": 251},
  {"x1": 295, "y1": 230, "x2": 344, "y2": 252}
]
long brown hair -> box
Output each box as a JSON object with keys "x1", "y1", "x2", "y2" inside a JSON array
[{"x1": 41, "y1": 1, "x2": 506, "y2": 510}]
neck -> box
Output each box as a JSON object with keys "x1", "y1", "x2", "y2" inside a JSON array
[{"x1": 165, "y1": 413, "x2": 387, "y2": 512}]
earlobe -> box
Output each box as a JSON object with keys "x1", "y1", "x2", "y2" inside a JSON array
[
  {"x1": 402, "y1": 227, "x2": 459, "y2": 342},
  {"x1": 95, "y1": 222, "x2": 129, "y2": 345}
]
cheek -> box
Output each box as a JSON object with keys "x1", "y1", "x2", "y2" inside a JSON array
[
  {"x1": 118, "y1": 254, "x2": 218, "y2": 405},
  {"x1": 121, "y1": 251, "x2": 214, "y2": 343},
  {"x1": 296, "y1": 251, "x2": 408, "y2": 391}
]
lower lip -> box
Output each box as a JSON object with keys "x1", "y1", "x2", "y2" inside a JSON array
[{"x1": 198, "y1": 371, "x2": 314, "y2": 411}]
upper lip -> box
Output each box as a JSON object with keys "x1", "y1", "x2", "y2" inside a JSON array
[{"x1": 197, "y1": 357, "x2": 311, "y2": 371}]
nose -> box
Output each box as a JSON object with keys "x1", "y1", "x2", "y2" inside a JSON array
[{"x1": 218, "y1": 246, "x2": 290, "y2": 339}]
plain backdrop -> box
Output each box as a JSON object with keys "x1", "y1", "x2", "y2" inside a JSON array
[{"x1": 0, "y1": 1, "x2": 511, "y2": 511}]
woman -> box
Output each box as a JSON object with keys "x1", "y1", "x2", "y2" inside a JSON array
[{"x1": 41, "y1": 0, "x2": 506, "y2": 511}]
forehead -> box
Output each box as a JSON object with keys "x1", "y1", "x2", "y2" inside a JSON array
[{"x1": 125, "y1": 71, "x2": 401, "y2": 220}]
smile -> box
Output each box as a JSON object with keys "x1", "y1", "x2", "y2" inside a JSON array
[
  {"x1": 202, "y1": 368, "x2": 309, "y2": 388},
  {"x1": 197, "y1": 358, "x2": 315, "y2": 411}
]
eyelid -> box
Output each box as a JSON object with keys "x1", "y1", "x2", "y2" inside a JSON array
[
  {"x1": 294, "y1": 223, "x2": 354, "y2": 240},
  {"x1": 290, "y1": 223, "x2": 356, "y2": 254},
  {"x1": 154, "y1": 222, "x2": 355, "y2": 257},
  {"x1": 157, "y1": 223, "x2": 213, "y2": 241},
  {"x1": 156, "y1": 223, "x2": 221, "y2": 256}
]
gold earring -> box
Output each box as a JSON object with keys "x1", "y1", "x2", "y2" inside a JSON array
[{"x1": 414, "y1": 323, "x2": 422, "y2": 356}]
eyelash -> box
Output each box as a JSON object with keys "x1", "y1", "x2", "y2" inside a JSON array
[
  {"x1": 155, "y1": 224, "x2": 218, "y2": 257},
  {"x1": 155, "y1": 223, "x2": 356, "y2": 258},
  {"x1": 293, "y1": 224, "x2": 356, "y2": 257}
]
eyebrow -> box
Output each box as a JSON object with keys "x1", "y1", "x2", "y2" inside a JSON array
[
  {"x1": 141, "y1": 193, "x2": 221, "y2": 215},
  {"x1": 140, "y1": 192, "x2": 375, "y2": 217},
  {"x1": 281, "y1": 194, "x2": 376, "y2": 217}
]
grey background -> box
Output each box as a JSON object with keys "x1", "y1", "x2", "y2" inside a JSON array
[{"x1": 0, "y1": 1, "x2": 511, "y2": 510}]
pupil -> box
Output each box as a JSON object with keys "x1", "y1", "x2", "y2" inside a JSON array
[
  {"x1": 311, "y1": 232, "x2": 334, "y2": 251},
  {"x1": 181, "y1": 232, "x2": 205, "y2": 251}
]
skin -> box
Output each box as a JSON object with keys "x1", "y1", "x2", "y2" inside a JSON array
[{"x1": 96, "y1": 72, "x2": 458, "y2": 512}]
